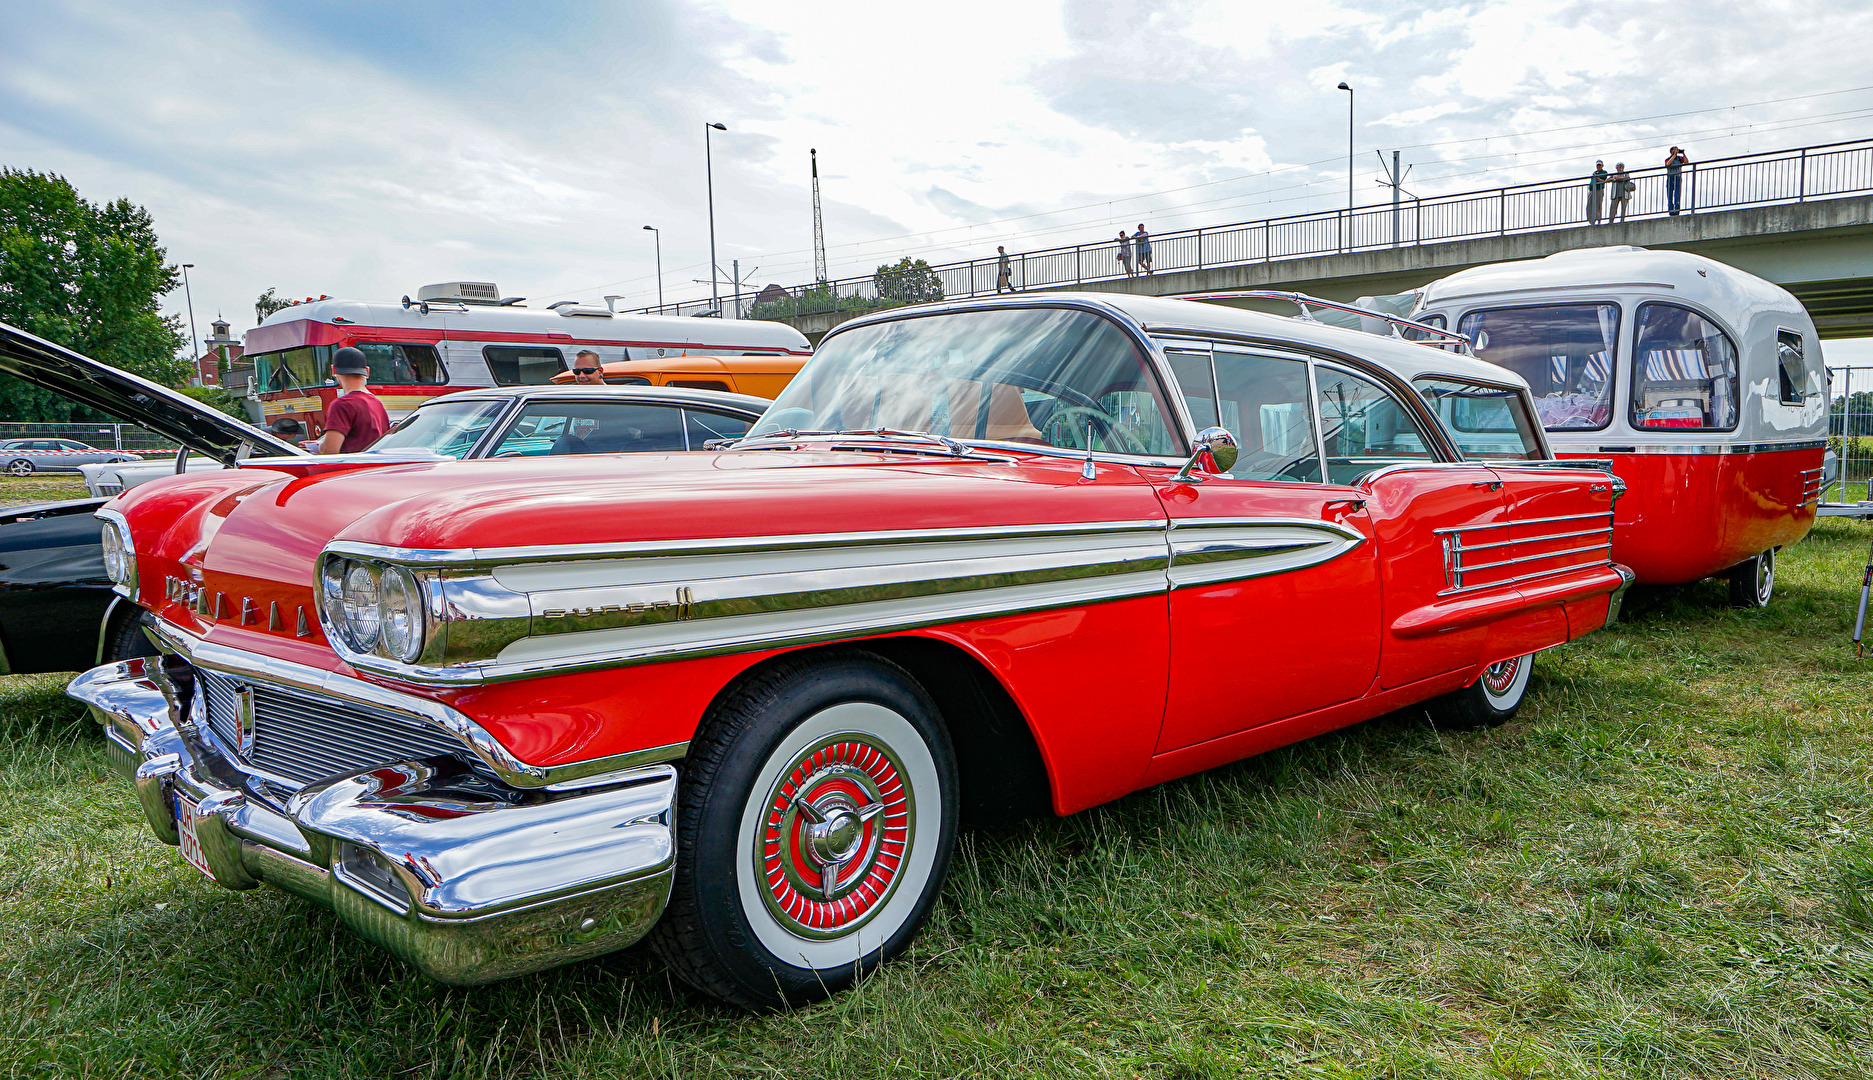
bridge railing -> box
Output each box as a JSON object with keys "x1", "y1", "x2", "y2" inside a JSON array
[{"x1": 634, "y1": 138, "x2": 1873, "y2": 321}]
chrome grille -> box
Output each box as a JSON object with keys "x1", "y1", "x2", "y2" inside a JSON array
[
  {"x1": 196, "y1": 669, "x2": 244, "y2": 751},
  {"x1": 192, "y1": 666, "x2": 468, "y2": 788}
]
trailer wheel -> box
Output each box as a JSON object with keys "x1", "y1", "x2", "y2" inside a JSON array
[
  {"x1": 1425, "y1": 653, "x2": 1533, "y2": 730},
  {"x1": 649, "y1": 648, "x2": 958, "y2": 1009},
  {"x1": 6, "y1": 459, "x2": 33, "y2": 476},
  {"x1": 1726, "y1": 547, "x2": 1775, "y2": 608}
]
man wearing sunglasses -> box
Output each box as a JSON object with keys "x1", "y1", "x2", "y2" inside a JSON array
[{"x1": 568, "y1": 349, "x2": 607, "y2": 385}]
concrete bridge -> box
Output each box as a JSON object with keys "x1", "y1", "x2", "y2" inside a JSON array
[
  {"x1": 744, "y1": 139, "x2": 1873, "y2": 343},
  {"x1": 780, "y1": 195, "x2": 1873, "y2": 342}
]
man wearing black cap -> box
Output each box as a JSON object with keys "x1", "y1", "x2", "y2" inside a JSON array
[{"x1": 319, "y1": 347, "x2": 390, "y2": 454}]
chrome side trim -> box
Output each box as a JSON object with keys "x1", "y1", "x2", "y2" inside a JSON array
[
  {"x1": 1437, "y1": 511, "x2": 1616, "y2": 596},
  {"x1": 1166, "y1": 518, "x2": 1366, "y2": 588},
  {"x1": 144, "y1": 619, "x2": 687, "y2": 789}
]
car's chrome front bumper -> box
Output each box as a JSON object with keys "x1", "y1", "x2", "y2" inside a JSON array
[{"x1": 69, "y1": 656, "x2": 676, "y2": 985}]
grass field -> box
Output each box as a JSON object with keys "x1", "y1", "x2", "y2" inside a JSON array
[
  {"x1": 1, "y1": 521, "x2": 1870, "y2": 1078},
  {"x1": 0, "y1": 473, "x2": 93, "y2": 507}
]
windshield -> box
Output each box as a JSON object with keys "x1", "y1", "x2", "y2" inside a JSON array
[
  {"x1": 1456, "y1": 304, "x2": 1618, "y2": 431},
  {"x1": 373, "y1": 398, "x2": 507, "y2": 458},
  {"x1": 1414, "y1": 377, "x2": 1544, "y2": 459},
  {"x1": 744, "y1": 307, "x2": 1182, "y2": 456}
]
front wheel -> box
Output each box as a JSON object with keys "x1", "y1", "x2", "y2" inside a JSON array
[
  {"x1": 1726, "y1": 547, "x2": 1775, "y2": 608},
  {"x1": 1425, "y1": 653, "x2": 1534, "y2": 730},
  {"x1": 649, "y1": 649, "x2": 958, "y2": 1009},
  {"x1": 5, "y1": 459, "x2": 33, "y2": 476}
]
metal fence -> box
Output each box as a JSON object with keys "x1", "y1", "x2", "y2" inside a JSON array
[
  {"x1": 0, "y1": 422, "x2": 180, "y2": 456},
  {"x1": 641, "y1": 137, "x2": 1873, "y2": 322},
  {"x1": 1829, "y1": 365, "x2": 1873, "y2": 505}
]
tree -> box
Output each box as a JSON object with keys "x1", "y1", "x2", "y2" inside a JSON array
[
  {"x1": 0, "y1": 169, "x2": 190, "y2": 421},
  {"x1": 254, "y1": 287, "x2": 292, "y2": 323},
  {"x1": 178, "y1": 385, "x2": 246, "y2": 419},
  {"x1": 873, "y1": 257, "x2": 944, "y2": 306}
]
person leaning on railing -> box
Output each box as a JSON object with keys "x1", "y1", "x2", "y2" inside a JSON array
[
  {"x1": 1607, "y1": 163, "x2": 1634, "y2": 222},
  {"x1": 1587, "y1": 160, "x2": 1608, "y2": 225}
]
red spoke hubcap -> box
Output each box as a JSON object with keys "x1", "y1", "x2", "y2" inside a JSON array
[
  {"x1": 1483, "y1": 657, "x2": 1521, "y2": 695},
  {"x1": 758, "y1": 734, "x2": 914, "y2": 939}
]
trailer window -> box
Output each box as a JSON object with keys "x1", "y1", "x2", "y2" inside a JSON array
[
  {"x1": 1401, "y1": 312, "x2": 1448, "y2": 344},
  {"x1": 1777, "y1": 330, "x2": 1816, "y2": 405},
  {"x1": 1413, "y1": 377, "x2": 1543, "y2": 459},
  {"x1": 253, "y1": 346, "x2": 332, "y2": 392},
  {"x1": 1631, "y1": 303, "x2": 1739, "y2": 431},
  {"x1": 1457, "y1": 305, "x2": 1618, "y2": 431},
  {"x1": 355, "y1": 342, "x2": 445, "y2": 385},
  {"x1": 484, "y1": 346, "x2": 567, "y2": 386}
]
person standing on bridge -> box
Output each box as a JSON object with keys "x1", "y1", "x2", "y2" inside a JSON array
[
  {"x1": 996, "y1": 246, "x2": 1016, "y2": 293},
  {"x1": 1608, "y1": 163, "x2": 1634, "y2": 222},
  {"x1": 1116, "y1": 231, "x2": 1134, "y2": 276},
  {"x1": 1665, "y1": 147, "x2": 1690, "y2": 215},
  {"x1": 1135, "y1": 225, "x2": 1153, "y2": 274},
  {"x1": 1587, "y1": 160, "x2": 1608, "y2": 225}
]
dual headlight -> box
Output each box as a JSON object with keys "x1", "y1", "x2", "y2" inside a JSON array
[
  {"x1": 99, "y1": 517, "x2": 137, "y2": 598},
  {"x1": 319, "y1": 556, "x2": 425, "y2": 663}
]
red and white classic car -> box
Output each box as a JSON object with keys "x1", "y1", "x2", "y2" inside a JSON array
[{"x1": 67, "y1": 294, "x2": 1631, "y2": 1008}]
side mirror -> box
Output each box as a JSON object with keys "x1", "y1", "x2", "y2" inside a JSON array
[{"x1": 1170, "y1": 426, "x2": 1238, "y2": 483}]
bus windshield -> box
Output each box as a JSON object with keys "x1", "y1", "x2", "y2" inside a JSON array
[
  {"x1": 744, "y1": 307, "x2": 1183, "y2": 457},
  {"x1": 1456, "y1": 305, "x2": 1619, "y2": 431}
]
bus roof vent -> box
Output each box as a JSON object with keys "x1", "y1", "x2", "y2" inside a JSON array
[{"x1": 416, "y1": 282, "x2": 502, "y2": 305}]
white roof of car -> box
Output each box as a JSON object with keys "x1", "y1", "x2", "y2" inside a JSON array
[{"x1": 895, "y1": 292, "x2": 1533, "y2": 390}]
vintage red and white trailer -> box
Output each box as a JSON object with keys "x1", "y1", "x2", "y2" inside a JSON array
[
  {"x1": 244, "y1": 282, "x2": 810, "y2": 434},
  {"x1": 63, "y1": 293, "x2": 1629, "y2": 1008},
  {"x1": 1412, "y1": 247, "x2": 1828, "y2": 605}
]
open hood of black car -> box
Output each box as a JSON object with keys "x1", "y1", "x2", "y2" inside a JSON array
[{"x1": 0, "y1": 321, "x2": 305, "y2": 465}]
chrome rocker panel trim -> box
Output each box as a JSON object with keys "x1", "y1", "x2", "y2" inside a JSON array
[{"x1": 67, "y1": 657, "x2": 677, "y2": 985}]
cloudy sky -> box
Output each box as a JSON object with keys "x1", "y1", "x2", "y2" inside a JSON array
[{"x1": 6, "y1": 0, "x2": 1873, "y2": 351}]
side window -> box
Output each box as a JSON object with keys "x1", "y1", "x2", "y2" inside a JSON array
[
  {"x1": 685, "y1": 409, "x2": 752, "y2": 448},
  {"x1": 356, "y1": 342, "x2": 446, "y2": 385},
  {"x1": 484, "y1": 346, "x2": 566, "y2": 386},
  {"x1": 607, "y1": 375, "x2": 653, "y2": 386},
  {"x1": 667, "y1": 379, "x2": 731, "y2": 393},
  {"x1": 1401, "y1": 312, "x2": 1447, "y2": 343},
  {"x1": 1777, "y1": 330, "x2": 1813, "y2": 406},
  {"x1": 1632, "y1": 303, "x2": 1739, "y2": 430},
  {"x1": 493, "y1": 402, "x2": 691, "y2": 456},
  {"x1": 1315, "y1": 366, "x2": 1435, "y2": 483},
  {"x1": 1211, "y1": 350, "x2": 1321, "y2": 482},
  {"x1": 1414, "y1": 377, "x2": 1544, "y2": 460}
]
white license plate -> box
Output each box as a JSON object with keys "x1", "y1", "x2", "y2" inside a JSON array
[{"x1": 174, "y1": 794, "x2": 217, "y2": 881}]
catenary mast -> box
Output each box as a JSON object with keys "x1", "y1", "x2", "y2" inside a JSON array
[{"x1": 812, "y1": 149, "x2": 828, "y2": 284}]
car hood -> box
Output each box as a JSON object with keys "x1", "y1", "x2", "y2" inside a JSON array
[{"x1": 0, "y1": 321, "x2": 305, "y2": 465}]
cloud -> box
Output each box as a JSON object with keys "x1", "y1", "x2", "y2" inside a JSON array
[{"x1": 4, "y1": 0, "x2": 1873, "y2": 331}]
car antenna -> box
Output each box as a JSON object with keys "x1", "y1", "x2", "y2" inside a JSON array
[{"x1": 1082, "y1": 422, "x2": 1096, "y2": 480}]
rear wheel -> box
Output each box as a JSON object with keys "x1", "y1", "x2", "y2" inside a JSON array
[
  {"x1": 1425, "y1": 653, "x2": 1534, "y2": 730},
  {"x1": 6, "y1": 459, "x2": 33, "y2": 476},
  {"x1": 1726, "y1": 547, "x2": 1775, "y2": 608},
  {"x1": 649, "y1": 649, "x2": 958, "y2": 1009}
]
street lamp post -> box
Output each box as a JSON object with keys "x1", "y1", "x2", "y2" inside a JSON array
[
  {"x1": 705, "y1": 122, "x2": 727, "y2": 315},
  {"x1": 642, "y1": 225, "x2": 663, "y2": 312},
  {"x1": 1337, "y1": 82, "x2": 1354, "y2": 252},
  {"x1": 180, "y1": 263, "x2": 201, "y2": 370}
]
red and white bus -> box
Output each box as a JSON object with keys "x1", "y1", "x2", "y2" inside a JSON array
[{"x1": 241, "y1": 282, "x2": 811, "y2": 433}]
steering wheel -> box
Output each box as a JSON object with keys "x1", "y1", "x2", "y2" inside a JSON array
[{"x1": 1042, "y1": 405, "x2": 1148, "y2": 455}]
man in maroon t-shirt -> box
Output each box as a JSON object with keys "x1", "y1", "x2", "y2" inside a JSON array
[{"x1": 319, "y1": 347, "x2": 390, "y2": 454}]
